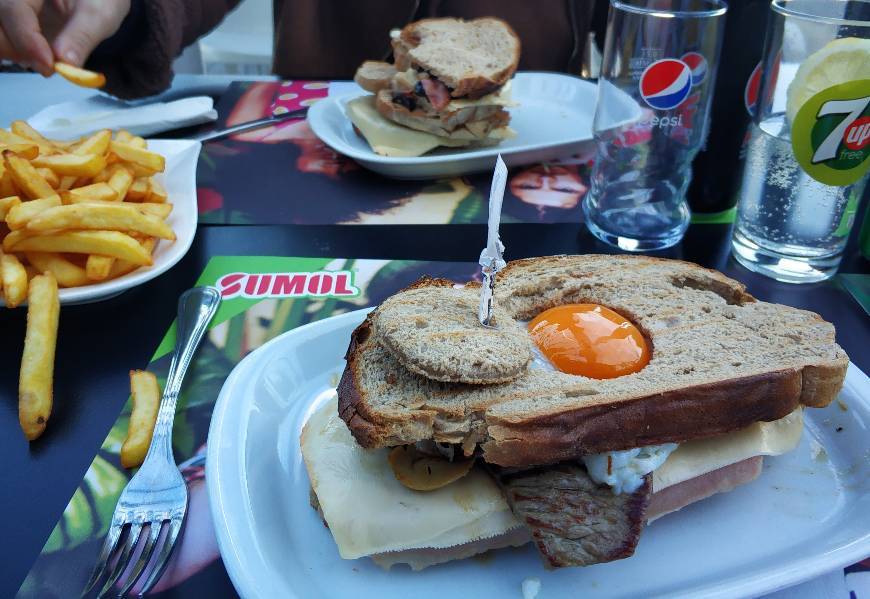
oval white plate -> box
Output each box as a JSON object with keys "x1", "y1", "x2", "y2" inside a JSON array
[
  {"x1": 0, "y1": 139, "x2": 200, "y2": 306},
  {"x1": 207, "y1": 308, "x2": 870, "y2": 599},
  {"x1": 308, "y1": 72, "x2": 639, "y2": 179}
]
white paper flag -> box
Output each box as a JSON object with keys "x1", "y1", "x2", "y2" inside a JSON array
[{"x1": 478, "y1": 155, "x2": 508, "y2": 326}]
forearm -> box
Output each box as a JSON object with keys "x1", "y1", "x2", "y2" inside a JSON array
[{"x1": 88, "y1": 0, "x2": 241, "y2": 99}]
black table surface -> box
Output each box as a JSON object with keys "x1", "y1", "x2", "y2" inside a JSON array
[{"x1": 0, "y1": 221, "x2": 868, "y2": 596}]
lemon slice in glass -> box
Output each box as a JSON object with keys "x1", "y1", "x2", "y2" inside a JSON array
[{"x1": 786, "y1": 37, "x2": 870, "y2": 123}]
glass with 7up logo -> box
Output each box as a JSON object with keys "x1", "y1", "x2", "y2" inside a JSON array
[
  {"x1": 731, "y1": 0, "x2": 870, "y2": 282},
  {"x1": 584, "y1": 0, "x2": 727, "y2": 251}
]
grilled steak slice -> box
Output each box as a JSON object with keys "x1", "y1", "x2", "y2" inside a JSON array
[{"x1": 492, "y1": 464, "x2": 651, "y2": 568}]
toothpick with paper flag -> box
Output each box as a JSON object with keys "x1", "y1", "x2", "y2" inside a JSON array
[{"x1": 478, "y1": 155, "x2": 508, "y2": 327}]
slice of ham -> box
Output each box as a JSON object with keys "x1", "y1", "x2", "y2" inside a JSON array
[
  {"x1": 421, "y1": 78, "x2": 451, "y2": 111},
  {"x1": 647, "y1": 455, "x2": 763, "y2": 521}
]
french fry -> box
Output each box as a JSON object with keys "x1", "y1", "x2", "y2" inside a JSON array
[
  {"x1": 109, "y1": 141, "x2": 165, "y2": 173},
  {"x1": 4, "y1": 230, "x2": 154, "y2": 265},
  {"x1": 123, "y1": 163, "x2": 158, "y2": 178},
  {"x1": 6, "y1": 196, "x2": 62, "y2": 230},
  {"x1": 60, "y1": 183, "x2": 118, "y2": 204},
  {"x1": 58, "y1": 176, "x2": 77, "y2": 190},
  {"x1": 25, "y1": 252, "x2": 89, "y2": 287},
  {"x1": 108, "y1": 238, "x2": 155, "y2": 278},
  {"x1": 0, "y1": 195, "x2": 21, "y2": 220},
  {"x1": 0, "y1": 127, "x2": 53, "y2": 156},
  {"x1": 114, "y1": 130, "x2": 134, "y2": 144},
  {"x1": 54, "y1": 62, "x2": 105, "y2": 88},
  {"x1": 148, "y1": 179, "x2": 167, "y2": 203},
  {"x1": 0, "y1": 162, "x2": 16, "y2": 196},
  {"x1": 1, "y1": 251, "x2": 28, "y2": 307},
  {"x1": 85, "y1": 255, "x2": 113, "y2": 281},
  {"x1": 108, "y1": 165, "x2": 133, "y2": 200},
  {"x1": 120, "y1": 370, "x2": 161, "y2": 468},
  {"x1": 0, "y1": 143, "x2": 39, "y2": 160},
  {"x1": 36, "y1": 167, "x2": 60, "y2": 189},
  {"x1": 71, "y1": 130, "x2": 111, "y2": 156},
  {"x1": 31, "y1": 153, "x2": 106, "y2": 177},
  {"x1": 18, "y1": 272, "x2": 60, "y2": 440},
  {"x1": 3, "y1": 151, "x2": 55, "y2": 199},
  {"x1": 59, "y1": 199, "x2": 172, "y2": 219},
  {"x1": 126, "y1": 177, "x2": 150, "y2": 201},
  {"x1": 11, "y1": 121, "x2": 54, "y2": 148},
  {"x1": 134, "y1": 202, "x2": 172, "y2": 219},
  {"x1": 26, "y1": 203, "x2": 175, "y2": 239}
]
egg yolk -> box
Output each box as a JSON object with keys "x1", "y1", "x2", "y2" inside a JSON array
[{"x1": 528, "y1": 304, "x2": 649, "y2": 379}]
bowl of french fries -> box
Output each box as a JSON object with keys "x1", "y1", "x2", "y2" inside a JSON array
[
  {"x1": 1, "y1": 121, "x2": 200, "y2": 440},
  {"x1": 0, "y1": 122, "x2": 199, "y2": 306}
]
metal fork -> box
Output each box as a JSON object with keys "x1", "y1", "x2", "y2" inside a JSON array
[{"x1": 83, "y1": 286, "x2": 221, "y2": 598}]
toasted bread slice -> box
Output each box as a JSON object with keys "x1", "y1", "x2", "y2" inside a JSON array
[
  {"x1": 394, "y1": 18, "x2": 520, "y2": 99},
  {"x1": 354, "y1": 61, "x2": 398, "y2": 93},
  {"x1": 338, "y1": 256, "x2": 848, "y2": 467},
  {"x1": 371, "y1": 277, "x2": 533, "y2": 384}
]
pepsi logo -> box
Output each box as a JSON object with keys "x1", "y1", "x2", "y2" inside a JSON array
[
  {"x1": 680, "y1": 52, "x2": 707, "y2": 86},
  {"x1": 744, "y1": 61, "x2": 762, "y2": 116},
  {"x1": 639, "y1": 59, "x2": 692, "y2": 111}
]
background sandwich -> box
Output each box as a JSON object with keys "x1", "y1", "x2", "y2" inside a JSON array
[{"x1": 348, "y1": 18, "x2": 520, "y2": 157}]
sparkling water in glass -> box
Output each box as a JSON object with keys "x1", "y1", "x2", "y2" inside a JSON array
[{"x1": 731, "y1": 0, "x2": 870, "y2": 283}]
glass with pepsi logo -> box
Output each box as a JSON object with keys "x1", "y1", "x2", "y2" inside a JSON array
[{"x1": 584, "y1": 0, "x2": 728, "y2": 251}]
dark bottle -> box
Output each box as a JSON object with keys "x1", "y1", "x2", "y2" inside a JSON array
[{"x1": 688, "y1": 0, "x2": 769, "y2": 214}]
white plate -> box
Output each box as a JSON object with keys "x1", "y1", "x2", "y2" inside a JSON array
[
  {"x1": 308, "y1": 73, "x2": 639, "y2": 179},
  {"x1": 207, "y1": 309, "x2": 870, "y2": 599},
  {"x1": 0, "y1": 139, "x2": 200, "y2": 306}
]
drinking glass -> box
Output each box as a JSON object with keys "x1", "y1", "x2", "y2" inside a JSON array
[
  {"x1": 731, "y1": 0, "x2": 870, "y2": 283},
  {"x1": 584, "y1": 0, "x2": 727, "y2": 251}
]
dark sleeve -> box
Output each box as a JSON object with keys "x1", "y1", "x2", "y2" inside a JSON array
[{"x1": 86, "y1": 0, "x2": 242, "y2": 99}]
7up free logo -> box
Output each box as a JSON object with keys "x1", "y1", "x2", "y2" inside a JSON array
[{"x1": 793, "y1": 80, "x2": 870, "y2": 186}]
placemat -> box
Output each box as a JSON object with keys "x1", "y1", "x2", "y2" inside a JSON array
[
  {"x1": 195, "y1": 82, "x2": 736, "y2": 226},
  {"x1": 18, "y1": 257, "x2": 865, "y2": 598}
]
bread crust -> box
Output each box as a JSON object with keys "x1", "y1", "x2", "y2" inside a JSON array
[{"x1": 338, "y1": 256, "x2": 849, "y2": 466}]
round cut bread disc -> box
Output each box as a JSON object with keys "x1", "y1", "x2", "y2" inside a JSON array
[{"x1": 371, "y1": 284, "x2": 532, "y2": 384}]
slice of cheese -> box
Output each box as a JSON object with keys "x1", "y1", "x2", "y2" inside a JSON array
[
  {"x1": 301, "y1": 397, "x2": 521, "y2": 559},
  {"x1": 345, "y1": 96, "x2": 513, "y2": 157},
  {"x1": 345, "y1": 96, "x2": 468, "y2": 157},
  {"x1": 301, "y1": 398, "x2": 803, "y2": 559},
  {"x1": 653, "y1": 408, "x2": 803, "y2": 490}
]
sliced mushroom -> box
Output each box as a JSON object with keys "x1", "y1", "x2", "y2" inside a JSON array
[{"x1": 388, "y1": 445, "x2": 474, "y2": 491}]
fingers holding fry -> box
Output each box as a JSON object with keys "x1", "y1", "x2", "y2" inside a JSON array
[
  {"x1": 19, "y1": 272, "x2": 60, "y2": 440},
  {"x1": 54, "y1": 62, "x2": 106, "y2": 89},
  {"x1": 120, "y1": 370, "x2": 161, "y2": 468}
]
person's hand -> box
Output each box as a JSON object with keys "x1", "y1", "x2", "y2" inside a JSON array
[{"x1": 0, "y1": 0, "x2": 130, "y2": 76}]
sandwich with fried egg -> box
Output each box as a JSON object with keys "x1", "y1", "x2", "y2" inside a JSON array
[
  {"x1": 301, "y1": 255, "x2": 848, "y2": 570},
  {"x1": 346, "y1": 17, "x2": 520, "y2": 157}
]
